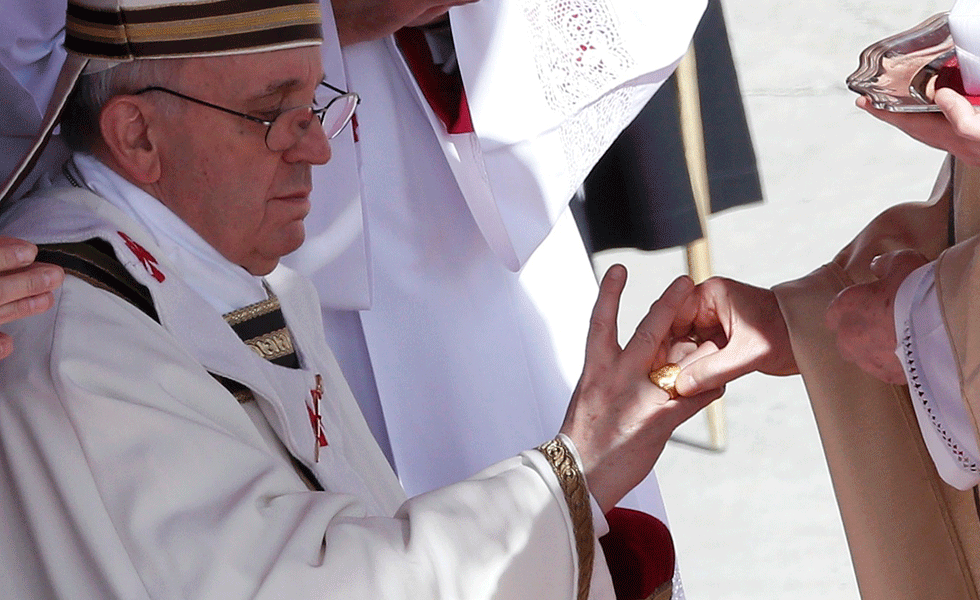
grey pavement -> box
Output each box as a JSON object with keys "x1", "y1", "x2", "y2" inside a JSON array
[{"x1": 592, "y1": 1, "x2": 953, "y2": 598}]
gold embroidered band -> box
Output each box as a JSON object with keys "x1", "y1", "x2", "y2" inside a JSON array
[
  {"x1": 244, "y1": 328, "x2": 295, "y2": 361},
  {"x1": 65, "y1": 0, "x2": 322, "y2": 60},
  {"x1": 223, "y1": 294, "x2": 300, "y2": 370},
  {"x1": 536, "y1": 436, "x2": 594, "y2": 600}
]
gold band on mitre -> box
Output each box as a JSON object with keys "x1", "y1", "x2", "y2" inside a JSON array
[{"x1": 65, "y1": 0, "x2": 323, "y2": 61}]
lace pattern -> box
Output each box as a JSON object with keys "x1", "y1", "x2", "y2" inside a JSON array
[
  {"x1": 520, "y1": 0, "x2": 649, "y2": 201},
  {"x1": 902, "y1": 324, "x2": 980, "y2": 475},
  {"x1": 557, "y1": 87, "x2": 638, "y2": 200},
  {"x1": 522, "y1": 0, "x2": 636, "y2": 113}
]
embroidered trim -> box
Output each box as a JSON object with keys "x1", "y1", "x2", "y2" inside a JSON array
[
  {"x1": 536, "y1": 437, "x2": 594, "y2": 600},
  {"x1": 902, "y1": 324, "x2": 980, "y2": 474},
  {"x1": 223, "y1": 295, "x2": 282, "y2": 326},
  {"x1": 244, "y1": 327, "x2": 295, "y2": 361}
]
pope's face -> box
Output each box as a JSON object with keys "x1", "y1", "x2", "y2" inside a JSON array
[
  {"x1": 333, "y1": 0, "x2": 479, "y2": 46},
  {"x1": 151, "y1": 46, "x2": 330, "y2": 275}
]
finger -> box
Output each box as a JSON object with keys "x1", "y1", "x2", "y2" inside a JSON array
[
  {"x1": 656, "y1": 385, "x2": 725, "y2": 430},
  {"x1": 0, "y1": 237, "x2": 38, "y2": 271},
  {"x1": 585, "y1": 264, "x2": 628, "y2": 360},
  {"x1": 673, "y1": 341, "x2": 757, "y2": 396},
  {"x1": 665, "y1": 338, "x2": 699, "y2": 364},
  {"x1": 0, "y1": 333, "x2": 11, "y2": 360},
  {"x1": 936, "y1": 87, "x2": 980, "y2": 139},
  {"x1": 869, "y1": 249, "x2": 929, "y2": 281},
  {"x1": 669, "y1": 276, "x2": 698, "y2": 338},
  {"x1": 0, "y1": 291, "x2": 56, "y2": 326},
  {"x1": 0, "y1": 263, "x2": 64, "y2": 307},
  {"x1": 623, "y1": 276, "x2": 695, "y2": 368},
  {"x1": 676, "y1": 339, "x2": 720, "y2": 370}
]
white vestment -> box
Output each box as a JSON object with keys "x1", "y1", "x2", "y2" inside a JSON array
[
  {"x1": 289, "y1": 2, "x2": 707, "y2": 528},
  {"x1": 0, "y1": 179, "x2": 614, "y2": 600}
]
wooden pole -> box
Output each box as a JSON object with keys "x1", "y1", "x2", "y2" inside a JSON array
[{"x1": 676, "y1": 47, "x2": 727, "y2": 451}]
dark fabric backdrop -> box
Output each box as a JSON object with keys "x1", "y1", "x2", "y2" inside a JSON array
[{"x1": 576, "y1": 0, "x2": 763, "y2": 253}]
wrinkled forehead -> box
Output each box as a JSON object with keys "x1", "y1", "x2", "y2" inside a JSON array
[{"x1": 173, "y1": 45, "x2": 325, "y2": 98}]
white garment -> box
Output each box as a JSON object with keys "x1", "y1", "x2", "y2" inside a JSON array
[
  {"x1": 894, "y1": 262, "x2": 980, "y2": 489},
  {"x1": 0, "y1": 181, "x2": 614, "y2": 600},
  {"x1": 293, "y1": 2, "x2": 704, "y2": 526}
]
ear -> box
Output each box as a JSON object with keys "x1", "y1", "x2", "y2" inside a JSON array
[{"x1": 98, "y1": 96, "x2": 162, "y2": 184}]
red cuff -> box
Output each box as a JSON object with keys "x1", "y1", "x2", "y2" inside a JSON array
[{"x1": 599, "y1": 507, "x2": 675, "y2": 600}]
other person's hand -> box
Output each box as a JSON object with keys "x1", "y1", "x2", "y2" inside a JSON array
[
  {"x1": 0, "y1": 237, "x2": 65, "y2": 359},
  {"x1": 670, "y1": 277, "x2": 798, "y2": 398},
  {"x1": 857, "y1": 89, "x2": 980, "y2": 166},
  {"x1": 825, "y1": 249, "x2": 928, "y2": 385}
]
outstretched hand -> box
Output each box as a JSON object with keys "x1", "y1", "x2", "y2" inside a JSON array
[
  {"x1": 856, "y1": 89, "x2": 980, "y2": 165},
  {"x1": 670, "y1": 277, "x2": 797, "y2": 398},
  {"x1": 560, "y1": 266, "x2": 722, "y2": 513},
  {"x1": 825, "y1": 250, "x2": 927, "y2": 384},
  {"x1": 0, "y1": 237, "x2": 65, "y2": 359}
]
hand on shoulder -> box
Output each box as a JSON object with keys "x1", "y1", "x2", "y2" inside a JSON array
[{"x1": 0, "y1": 237, "x2": 65, "y2": 359}]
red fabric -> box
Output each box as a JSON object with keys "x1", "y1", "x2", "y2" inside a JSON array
[
  {"x1": 936, "y1": 56, "x2": 980, "y2": 105},
  {"x1": 599, "y1": 507, "x2": 675, "y2": 600},
  {"x1": 394, "y1": 27, "x2": 474, "y2": 134}
]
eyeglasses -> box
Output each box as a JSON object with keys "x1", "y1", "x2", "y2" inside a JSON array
[{"x1": 132, "y1": 81, "x2": 359, "y2": 151}]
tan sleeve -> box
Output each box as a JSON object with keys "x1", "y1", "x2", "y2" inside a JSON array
[{"x1": 771, "y1": 157, "x2": 980, "y2": 600}]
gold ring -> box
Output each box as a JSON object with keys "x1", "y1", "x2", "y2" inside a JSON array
[{"x1": 649, "y1": 363, "x2": 680, "y2": 399}]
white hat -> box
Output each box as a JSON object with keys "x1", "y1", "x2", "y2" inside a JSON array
[{"x1": 1, "y1": 0, "x2": 324, "y2": 203}]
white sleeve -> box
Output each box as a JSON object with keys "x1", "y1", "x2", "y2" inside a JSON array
[{"x1": 894, "y1": 262, "x2": 980, "y2": 490}]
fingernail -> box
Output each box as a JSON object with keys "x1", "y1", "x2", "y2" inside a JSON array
[
  {"x1": 676, "y1": 373, "x2": 693, "y2": 395},
  {"x1": 14, "y1": 244, "x2": 35, "y2": 265},
  {"x1": 42, "y1": 267, "x2": 59, "y2": 289}
]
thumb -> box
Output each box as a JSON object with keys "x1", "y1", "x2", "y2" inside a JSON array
[
  {"x1": 673, "y1": 340, "x2": 751, "y2": 396},
  {"x1": 869, "y1": 249, "x2": 928, "y2": 280}
]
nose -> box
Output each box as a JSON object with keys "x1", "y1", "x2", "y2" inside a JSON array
[{"x1": 283, "y1": 115, "x2": 332, "y2": 166}]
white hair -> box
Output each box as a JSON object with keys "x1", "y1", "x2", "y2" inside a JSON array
[{"x1": 61, "y1": 58, "x2": 185, "y2": 151}]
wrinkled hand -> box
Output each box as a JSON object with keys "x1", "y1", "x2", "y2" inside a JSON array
[
  {"x1": 0, "y1": 237, "x2": 65, "y2": 359},
  {"x1": 825, "y1": 250, "x2": 928, "y2": 384},
  {"x1": 671, "y1": 277, "x2": 798, "y2": 398},
  {"x1": 857, "y1": 89, "x2": 980, "y2": 165},
  {"x1": 560, "y1": 267, "x2": 722, "y2": 513}
]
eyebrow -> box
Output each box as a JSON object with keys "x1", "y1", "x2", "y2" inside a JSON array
[{"x1": 253, "y1": 72, "x2": 328, "y2": 100}]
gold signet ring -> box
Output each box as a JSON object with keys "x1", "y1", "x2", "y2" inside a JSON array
[{"x1": 649, "y1": 363, "x2": 681, "y2": 399}]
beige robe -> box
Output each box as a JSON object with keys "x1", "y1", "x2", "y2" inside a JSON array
[{"x1": 774, "y1": 156, "x2": 980, "y2": 599}]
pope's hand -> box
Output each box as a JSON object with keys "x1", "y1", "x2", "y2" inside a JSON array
[
  {"x1": 825, "y1": 250, "x2": 927, "y2": 385},
  {"x1": 0, "y1": 237, "x2": 65, "y2": 359},
  {"x1": 671, "y1": 277, "x2": 798, "y2": 397},
  {"x1": 857, "y1": 89, "x2": 980, "y2": 166},
  {"x1": 560, "y1": 266, "x2": 722, "y2": 513}
]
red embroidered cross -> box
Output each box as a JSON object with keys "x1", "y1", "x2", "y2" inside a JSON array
[
  {"x1": 307, "y1": 374, "x2": 328, "y2": 461},
  {"x1": 118, "y1": 231, "x2": 165, "y2": 283}
]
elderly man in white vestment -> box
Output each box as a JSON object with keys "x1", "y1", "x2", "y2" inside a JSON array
[
  {"x1": 0, "y1": 0, "x2": 723, "y2": 598},
  {"x1": 0, "y1": 2, "x2": 708, "y2": 590}
]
